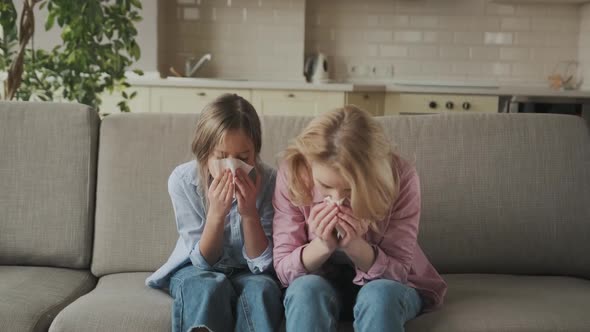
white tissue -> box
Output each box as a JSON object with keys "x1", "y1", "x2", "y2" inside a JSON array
[
  {"x1": 210, "y1": 157, "x2": 254, "y2": 179},
  {"x1": 324, "y1": 196, "x2": 346, "y2": 206},
  {"x1": 210, "y1": 158, "x2": 254, "y2": 198},
  {"x1": 324, "y1": 197, "x2": 347, "y2": 239}
]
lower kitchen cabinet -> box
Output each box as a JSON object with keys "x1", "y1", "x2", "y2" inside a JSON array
[
  {"x1": 150, "y1": 87, "x2": 252, "y2": 113},
  {"x1": 385, "y1": 93, "x2": 499, "y2": 115},
  {"x1": 252, "y1": 90, "x2": 346, "y2": 116},
  {"x1": 345, "y1": 92, "x2": 385, "y2": 116}
]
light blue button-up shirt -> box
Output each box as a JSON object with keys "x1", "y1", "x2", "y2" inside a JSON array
[{"x1": 146, "y1": 160, "x2": 276, "y2": 289}]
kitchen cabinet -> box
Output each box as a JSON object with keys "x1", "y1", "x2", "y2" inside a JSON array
[
  {"x1": 100, "y1": 87, "x2": 151, "y2": 114},
  {"x1": 150, "y1": 87, "x2": 251, "y2": 113},
  {"x1": 345, "y1": 92, "x2": 385, "y2": 116},
  {"x1": 384, "y1": 93, "x2": 499, "y2": 115},
  {"x1": 251, "y1": 90, "x2": 345, "y2": 116}
]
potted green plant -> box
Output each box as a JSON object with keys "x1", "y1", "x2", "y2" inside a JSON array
[{"x1": 0, "y1": 0, "x2": 143, "y2": 112}]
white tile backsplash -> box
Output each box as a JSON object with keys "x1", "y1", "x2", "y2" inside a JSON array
[
  {"x1": 163, "y1": 0, "x2": 305, "y2": 81},
  {"x1": 500, "y1": 18, "x2": 530, "y2": 31},
  {"x1": 484, "y1": 32, "x2": 513, "y2": 46},
  {"x1": 164, "y1": 0, "x2": 585, "y2": 85},
  {"x1": 380, "y1": 45, "x2": 408, "y2": 58},
  {"x1": 394, "y1": 31, "x2": 423, "y2": 43},
  {"x1": 306, "y1": 0, "x2": 582, "y2": 84}
]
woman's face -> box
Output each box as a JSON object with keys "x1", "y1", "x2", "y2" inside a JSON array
[
  {"x1": 311, "y1": 162, "x2": 351, "y2": 204},
  {"x1": 207, "y1": 129, "x2": 256, "y2": 178}
]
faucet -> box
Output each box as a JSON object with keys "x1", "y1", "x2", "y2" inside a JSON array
[{"x1": 185, "y1": 53, "x2": 212, "y2": 77}]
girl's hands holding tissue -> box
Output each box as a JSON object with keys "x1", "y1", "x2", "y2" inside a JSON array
[
  {"x1": 208, "y1": 169, "x2": 234, "y2": 222},
  {"x1": 235, "y1": 167, "x2": 261, "y2": 220}
]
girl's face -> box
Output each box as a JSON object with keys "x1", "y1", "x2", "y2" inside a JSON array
[
  {"x1": 207, "y1": 129, "x2": 256, "y2": 177},
  {"x1": 311, "y1": 162, "x2": 351, "y2": 204}
]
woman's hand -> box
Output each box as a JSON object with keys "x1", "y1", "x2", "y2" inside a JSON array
[
  {"x1": 308, "y1": 202, "x2": 340, "y2": 252},
  {"x1": 336, "y1": 206, "x2": 370, "y2": 249},
  {"x1": 207, "y1": 169, "x2": 234, "y2": 222},
  {"x1": 234, "y1": 167, "x2": 261, "y2": 220}
]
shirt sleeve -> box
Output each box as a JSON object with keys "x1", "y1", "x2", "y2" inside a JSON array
[
  {"x1": 167, "y1": 169, "x2": 223, "y2": 271},
  {"x1": 242, "y1": 167, "x2": 276, "y2": 274},
  {"x1": 272, "y1": 164, "x2": 310, "y2": 287},
  {"x1": 353, "y1": 167, "x2": 421, "y2": 285}
]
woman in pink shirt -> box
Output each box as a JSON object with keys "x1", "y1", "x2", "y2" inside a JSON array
[{"x1": 272, "y1": 106, "x2": 447, "y2": 332}]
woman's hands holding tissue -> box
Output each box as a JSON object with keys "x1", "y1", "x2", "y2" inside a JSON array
[
  {"x1": 234, "y1": 167, "x2": 261, "y2": 221},
  {"x1": 335, "y1": 206, "x2": 370, "y2": 249},
  {"x1": 307, "y1": 202, "x2": 340, "y2": 252},
  {"x1": 207, "y1": 169, "x2": 234, "y2": 222}
]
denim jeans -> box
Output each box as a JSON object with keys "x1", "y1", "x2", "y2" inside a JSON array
[
  {"x1": 169, "y1": 264, "x2": 283, "y2": 332},
  {"x1": 283, "y1": 268, "x2": 422, "y2": 332}
]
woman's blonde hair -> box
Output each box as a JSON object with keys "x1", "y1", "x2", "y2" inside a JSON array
[
  {"x1": 283, "y1": 105, "x2": 400, "y2": 224},
  {"x1": 191, "y1": 94, "x2": 262, "y2": 196}
]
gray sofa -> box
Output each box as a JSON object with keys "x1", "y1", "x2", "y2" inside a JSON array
[{"x1": 1, "y1": 101, "x2": 589, "y2": 332}]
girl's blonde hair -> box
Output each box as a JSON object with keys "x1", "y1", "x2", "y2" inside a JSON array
[
  {"x1": 191, "y1": 94, "x2": 262, "y2": 196},
  {"x1": 283, "y1": 105, "x2": 400, "y2": 224}
]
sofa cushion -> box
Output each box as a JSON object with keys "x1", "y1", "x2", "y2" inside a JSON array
[
  {"x1": 91, "y1": 113, "x2": 199, "y2": 276},
  {"x1": 0, "y1": 266, "x2": 96, "y2": 332},
  {"x1": 0, "y1": 102, "x2": 99, "y2": 268},
  {"x1": 49, "y1": 273, "x2": 590, "y2": 332},
  {"x1": 407, "y1": 274, "x2": 590, "y2": 332},
  {"x1": 377, "y1": 113, "x2": 590, "y2": 277},
  {"x1": 49, "y1": 273, "x2": 171, "y2": 332}
]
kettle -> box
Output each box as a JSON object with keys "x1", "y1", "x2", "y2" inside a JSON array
[{"x1": 304, "y1": 53, "x2": 330, "y2": 83}]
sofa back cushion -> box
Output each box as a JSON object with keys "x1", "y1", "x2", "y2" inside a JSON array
[
  {"x1": 93, "y1": 112, "x2": 590, "y2": 278},
  {"x1": 91, "y1": 113, "x2": 198, "y2": 276},
  {"x1": 0, "y1": 102, "x2": 99, "y2": 268},
  {"x1": 377, "y1": 113, "x2": 589, "y2": 277}
]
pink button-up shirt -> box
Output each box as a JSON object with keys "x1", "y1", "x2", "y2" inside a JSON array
[{"x1": 272, "y1": 156, "x2": 447, "y2": 310}]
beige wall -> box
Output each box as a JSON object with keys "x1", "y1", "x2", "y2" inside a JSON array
[
  {"x1": 159, "y1": 0, "x2": 306, "y2": 81},
  {"x1": 306, "y1": 0, "x2": 581, "y2": 85}
]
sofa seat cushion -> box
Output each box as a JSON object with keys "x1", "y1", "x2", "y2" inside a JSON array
[
  {"x1": 0, "y1": 266, "x2": 96, "y2": 332},
  {"x1": 49, "y1": 273, "x2": 171, "y2": 332},
  {"x1": 407, "y1": 274, "x2": 590, "y2": 332},
  {"x1": 49, "y1": 272, "x2": 590, "y2": 332}
]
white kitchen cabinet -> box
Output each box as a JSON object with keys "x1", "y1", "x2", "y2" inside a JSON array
[
  {"x1": 345, "y1": 92, "x2": 385, "y2": 116},
  {"x1": 384, "y1": 93, "x2": 499, "y2": 115},
  {"x1": 150, "y1": 87, "x2": 251, "y2": 113},
  {"x1": 252, "y1": 90, "x2": 345, "y2": 116},
  {"x1": 97, "y1": 87, "x2": 151, "y2": 114}
]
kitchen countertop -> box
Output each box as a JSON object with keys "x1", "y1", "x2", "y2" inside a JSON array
[
  {"x1": 128, "y1": 76, "x2": 385, "y2": 92},
  {"x1": 386, "y1": 83, "x2": 590, "y2": 98},
  {"x1": 127, "y1": 74, "x2": 590, "y2": 99}
]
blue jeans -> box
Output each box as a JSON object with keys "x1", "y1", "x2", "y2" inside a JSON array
[
  {"x1": 169, "y1": 264, "x2": 283, "y2": 332},
  {"x1": 283, "y1": 274, "x2": 423, "y2": 332}
]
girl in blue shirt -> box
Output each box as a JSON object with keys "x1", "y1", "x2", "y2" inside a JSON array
[{"x1": 146, "y1": 94, "x2": 281, "y2": 332}]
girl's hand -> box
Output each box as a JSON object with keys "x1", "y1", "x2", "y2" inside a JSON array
[
  {"x1": 336, "y1": 206, "x2": 370, "y2": 249},
  {"x1": 234, "y1": 167, "x2": 261, "y2": 220},
  {"x1": 308, "y1": 202, "x2": 340, "y2": 251},
  {"x1": 207, "y1": 169, "x2": 234, "y2": 222}
]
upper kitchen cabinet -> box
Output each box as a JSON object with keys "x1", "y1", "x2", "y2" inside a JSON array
[
  {"x1": 252, "y1": 90, "x2": 345, "y2": 116},
  {"x1": 150, "y1": 87, "x2": 251, "y2": 113}
]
